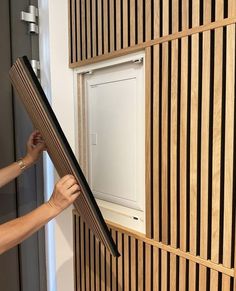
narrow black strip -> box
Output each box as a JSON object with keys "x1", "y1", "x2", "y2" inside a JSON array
[
  {"x1": 224, "y1": 0, "x2": 228, "y2": 19},
  {"x1": 160, "y1": 0, "x2": 163, "y2": 37},
  {"x1": 151, "y1": 0, "x2": 154, "y2": 40},
  {"x1": 120, "y1": 0, "x2": 123, "y2": 49},
  {"x1": 189, "y1": 0, "x2": 192, "y2": 29},
  {"x1": 107, "y1": 0, "x2": 110, "y2": 52},
  {"x1": 211, "y1": 0, "x2": 216, "y2": 22},
  {"x1": 79, "y1": 0, "x2": 83, "y2": 60},
  {"x1": 207, "y1": 29, "x2": 215, "y2": 260},
  {"x1": 128, "y1": 0, "x2": 130, "y2": 47},
  {"x1": 169, "y1": 0, "x2": 172, "y2": 34},
  {"x1": 159, "y1": 44, "x2": 163, "y2": 241},
  {"x1": 196, "y1": 264, "x2": 199, "y2": 291},
  {"x1": 200, "y1": 0, "x2": 203, "y2": 25},
  {"x1": 143, "y1": 0, "x2": 146, "y2": 41},
  {"x1": 231, "y1": 24, "x2": 236, "y2": 269},
  {"x1": 186, "y1": 35, "x2": 192, "y2": 252},
  {"x1": 167, "y1": 252, "x2": 170, "y2": 291},
  {"x1": 101, "y1": 0, "x2": 104, "y2": 54},
  {"x1": 177, "y1": 38, "x2": 182, "y2": 249},
  {"x1": 96, "y1": 0, "x2": 99, "y2": 56},
  {"x1": 178, "y1": 0, "x2": 182, "y2": 31},
  {"x1": 90, "y1": 0, "x2": 93, "y2": 58},
  {"x1": 219, "y1": 26, "x2": 227, "y2": 264},
  {"x1": 219, "y1": 272, "x2": 222, "y2": 291},
  {"x1": 197, "y1": 32, "x2": 203, "y2": 256},
  {"x1": 135, "y1": 0, "x2": 138, "y2": 44},
  {"x1": 84, "y1": 0, "x2": 88, "y2": 59},
  {"x1": 74, "y1": 0, "x2": 78, "y2": 62},
  {"x1": 114, "y1": 0, "x2": 117, "y2": 50},
  {"x1": 69, "y1": 0, "x2": 73, "y2": 63}
]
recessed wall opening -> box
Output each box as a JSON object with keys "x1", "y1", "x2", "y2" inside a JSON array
[{"x1": 74, "y1": 52, "x2": 146, "y2": 233}]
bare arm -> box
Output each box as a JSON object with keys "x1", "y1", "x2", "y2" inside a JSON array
[
  {"x1": 0, "y1": 175, "x2": 80, "y2": 254},
  {"x1": 0, "y1": 130, "x2": 46, "y2": 188}
]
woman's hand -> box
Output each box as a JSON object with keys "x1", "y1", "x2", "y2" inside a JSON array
[
  {"x1": 23, "y1": 130, "x2": 46, "y2": 167},
  {"x1": 47, "y1": 175, "x2": 81, "y2": 214}
]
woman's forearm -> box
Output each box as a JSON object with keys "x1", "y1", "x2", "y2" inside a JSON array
[
  {"x1": 0, "y1": 202, "x2": 59, "y2": 254},
  {"x1": 0, "y1": 162, "x2": 22, "y2": 188},
  {"x1": 0, "y1": 156, "x2": 34, "y2": 188}
]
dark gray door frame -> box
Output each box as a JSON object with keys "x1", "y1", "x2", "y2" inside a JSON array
[{"x1": 0, "y1": 0, "x2": 47, "y2": 290}]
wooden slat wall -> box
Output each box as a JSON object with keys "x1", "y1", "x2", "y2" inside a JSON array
[
  {"x1": 70, "y1": 1, "x2": 236, "y2": 290},
  {"x1": 74, "y1": 213, "x2": 236, "y2": 291}
]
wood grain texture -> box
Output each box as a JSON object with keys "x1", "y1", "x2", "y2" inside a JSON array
[
  {"x1": 153, "y1": 44, "x2": 160, "y2": 242},
  {"x1": 145, "y1": 47, "x2": 152, "y2": 238},
  {"x1": 222, "y1": 24, "x2": 235, "y2": 290},
  {"x1": 199, "y1": 29, "x2": 210, "y2": 290}
]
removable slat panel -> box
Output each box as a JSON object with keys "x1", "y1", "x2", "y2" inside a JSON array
[{"x1": 9, "y1": 56, "x2": 119, "y2": 258}]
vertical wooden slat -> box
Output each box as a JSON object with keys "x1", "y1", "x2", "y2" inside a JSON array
[
  {"x1": 90, "y1": 231, "x2": 95, "y2": 291},
  {"x1": 182, "y1": 0, "x2": 189, "y2": 30},
  {"x1": 145, "y1": 244, "x2": 151, "y2": 291},
  {"x1": 153, "y1": 0, "x2": 160, "y2": 38},
  {"x1": 86, "y1": 0, "x2": 91, "y2": 58},
  {"x1": 95, "y1": 238, "x2": 100, "y2": 291},
  {"x1": 130, "y1": 237, "x2": 136, "y2": 290},
  {"x1": 109, "y1": 0, "x2": 115, "y2": 52},
  {"x1": 153, "y1": 44, "x2": 160, "y2": 242},
  {"x1": 130, "y1": 0, "x2": 136, "y2": 46},
  {"x1": 170, "y1": 38, "x2": 178, "y2": 291},
  {"x1": 138, "y1": 240, "x2": 144, "y2": 291},
  {"x1": 199, "y1": 29, "x2": 210, "y2": 291},
  {"x1": 75, "y1": 216, "x2": 81, "y2": 291},
  {"x1": 161, "y1": 41, "x2": 169, "y2": 245},
  {"x1": 101, "y1": 244, "x2": 105, "y2": 291},
  {"x1": 117, "y1": 233, "x2": 123, "y2": 291},
  {"x1": 97, "y1": 0, "x2": 102, "y2": 55},
  {"x1": 124, "y1": 234, "x2": 129, "y2": 290},
  {"x1": 222, "y1": 23, "x2": 235, "y2": 290},
  {"x1": 161, "y1": 250, "x2": 168, "y2": 291},
  {"x1": 228, "y1": 0, "x2": 236, "y2": 17},
  {"x1": 81, "y1": 0, "x2": 86, "y2": 60},
  {"x1": 210, "y1": 26, "x2": 223, "y2": 291},
  {"x1": 137, "y1": 0, "x2": 143, "y2": 44},
  {"x1": 179, "y1": 36, "x2": 188, "y2": 291},
  {"x1": 153, "y1": 247, "x2": 159, "y2": 290},
  {"x1": 146, "y1": 47, "x2": 152, "y2": 238},
  {"x1": 76, "y1": 0, "x2": 82, "y2": 62},
  {"x1": 234, "y1": 230, "x2": 236, "y2": 291},
  {"x1": 85, "y1": 226, "x2": 90, "y2": 291},
  {"x1": 70, "y1": 0, "x2": 77, "y2": 63},
  {"x1": 123, "y1": 0, "x2": 128, "y2": 48},
  {"x1": 106, "y1": 247, "x2": 111, "y2": 290},
  {"x1": 91, "y1": 0, "x2": 97, "y2": 57},
  {"x1": 145, "y1": 0, "x2": 151, "y2": 41},
  {"x1": 116, "y1": 0, "x2": 121, "y2": 50},
  {"x1": 81, "y1": 220, "x2": 86, "y2": 291},
  {"x1": 111, "y1": 230, "x2": 117, "y2": 291},
  {"x1": 103, "y1": 0, "x2": 109, "y2": 54},
  {"x1": 189, "y1": 32, "x2": 199, "y2": 291},
  {"x1": 162, "y1": 0, "x2": 169, "y2": 36}
]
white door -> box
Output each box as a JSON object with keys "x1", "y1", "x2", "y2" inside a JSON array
[{"x1": 86, "y1": 61, "x2": 145, "y2": 212}]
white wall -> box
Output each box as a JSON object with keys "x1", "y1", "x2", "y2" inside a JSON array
[{"x1": 38, "y1": 1, "x2": 75, "y2": 291}]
